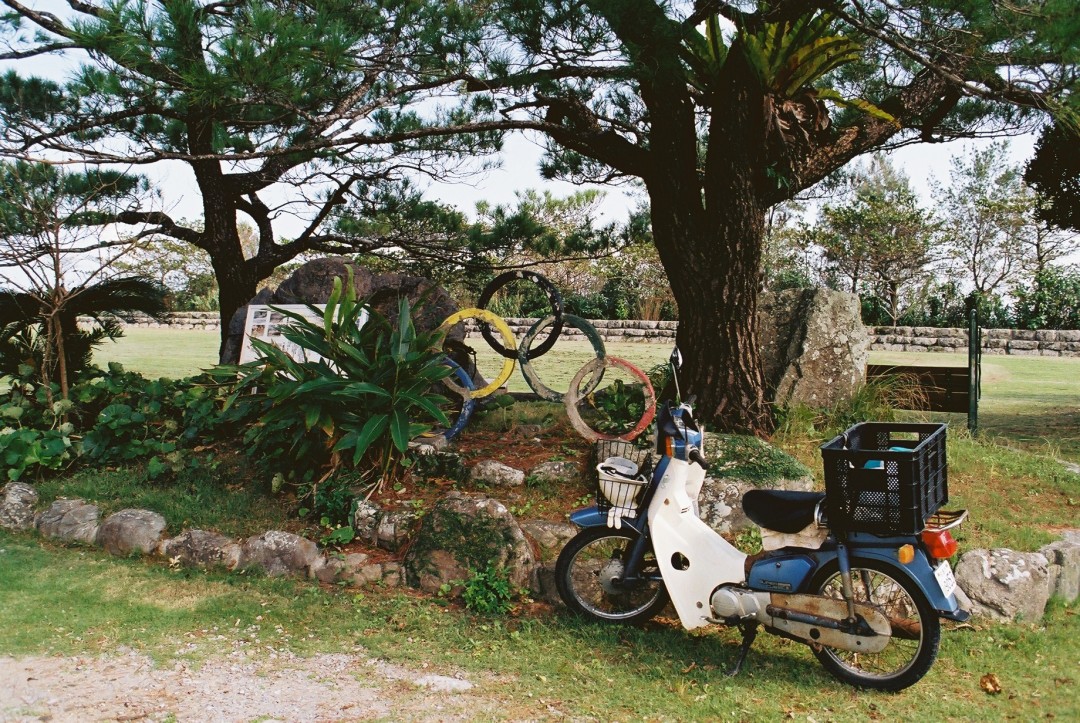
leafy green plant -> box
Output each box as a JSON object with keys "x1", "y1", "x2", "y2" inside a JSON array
[
  {"x1": 219, "y1": 272, "x2": 454, "y2": 496},
  {"x1": 585, "y1": 379, "x2": 648, "y2": 434},
  {"x1": 461, "y1": 564, "x2": 515, "y2": 615}
]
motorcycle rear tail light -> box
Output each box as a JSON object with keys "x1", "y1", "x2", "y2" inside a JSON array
[{"x1": 921, "y1": 528, "x2": 958, "y2": 559}]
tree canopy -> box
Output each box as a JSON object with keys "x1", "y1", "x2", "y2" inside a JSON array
[
  {"x1": 3, "y1": 1, "x2": 1078, "y2": 433},
  {"x1": 1025, "y1": 121, "x2": 1080, "y2": 232},
  {"x1": 0, "y1": 0, "x2": 509, "y2": 348}
]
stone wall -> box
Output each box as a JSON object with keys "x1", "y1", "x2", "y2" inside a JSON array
[
  {"x1": 869, "y1": 326, "x2": 1080, "y2": 357},
  {"x1": 86, "y1": 313, "x2": 1080, "y2": 357}
]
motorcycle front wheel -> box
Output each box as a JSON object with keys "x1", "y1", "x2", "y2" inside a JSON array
[
  {"x1": 810, "y1": 559, "x2": 941, "y2": 691},
  {"x1": 555, "y1": 527, "x2": 669, "y2": 624}
]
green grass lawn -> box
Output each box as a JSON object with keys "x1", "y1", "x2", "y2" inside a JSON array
[
  {"x1": 871, "y1": 350, "x2": 1080, "y2": 462},
  {"x1": 94, "y1": 327, "x2": 221, "y2": 378}
]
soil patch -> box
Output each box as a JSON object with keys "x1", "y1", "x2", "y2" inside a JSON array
[{"x1": 0, "y1": 649, "x2": 512, "y2": 722}]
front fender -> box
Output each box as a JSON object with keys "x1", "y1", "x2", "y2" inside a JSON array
[{"x1": 568, "y1": 506, "x2": 607, "y2": 528}]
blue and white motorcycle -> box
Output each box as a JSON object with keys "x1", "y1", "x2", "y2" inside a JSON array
[{"x1": 556, "y1": 348, "x2": 968, "y2": 691}]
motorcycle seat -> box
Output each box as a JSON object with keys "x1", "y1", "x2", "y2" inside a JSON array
[{"x1": 742, "y1": 489, "x2": 826, "y2": 534}]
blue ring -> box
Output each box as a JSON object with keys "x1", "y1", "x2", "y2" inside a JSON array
[{"x1": 438, "y1": 358, "x2": 476, "y2": 441}]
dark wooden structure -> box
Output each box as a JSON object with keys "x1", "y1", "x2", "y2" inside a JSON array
[
  {"x1": 866, "y1": 309, "x2": 982, "y2": 433},
  {"x1": 865, "y1": 365, "x2": 970, "y2": 413}
]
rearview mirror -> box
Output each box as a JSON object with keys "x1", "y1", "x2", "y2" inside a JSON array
[{"x1": 669, "y1": 346, "x2": 683, "y2": 371}]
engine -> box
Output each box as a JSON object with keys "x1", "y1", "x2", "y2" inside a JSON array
[{"x1": 710, "y1": 585, "x2": 767, "y2": 621}]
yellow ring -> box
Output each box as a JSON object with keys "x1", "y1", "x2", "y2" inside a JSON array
[{"x1": 438, "y1": 308, "x2": 517, "y2": 399}]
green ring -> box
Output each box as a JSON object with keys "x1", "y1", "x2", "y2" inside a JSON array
[{"x1": 518, "y1": 314, "x2": 606, "y2": 402}]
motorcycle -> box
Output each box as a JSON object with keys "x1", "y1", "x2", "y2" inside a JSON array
[{"x1": 555, "y1": 348, "x2": 969, "y2": 691}]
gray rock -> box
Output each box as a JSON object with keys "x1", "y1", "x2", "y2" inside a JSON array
[
  {"x1": 313, "y1": 551, "x2": 372, "y2": 584},
  {"x1": 160, "y1": 529, "x2": 241, "y2": 569},
  {"x1": 758, "y1": 288, "x2": 870, "y2": 409},
  {"x1": 36, "y1": 499, "x2": 100, "y2": 545},
  {"x1": 312, "y1": 555, "x2": 347, "y2": 584},
  {"x1": 696, "y1": 435, "x2": 814, "y2": 534},
  {"x1": 403, "y1": 492, "x2": 536, "y2": 596},
  {"x1": 0, "y1": 481, "x2": 38, "y2": 531},
  {"x1": 528, "y1": 460, "x2": 581, "y2": 487},
  {"x1": 1039, "y1": 529, "x2": 1080, "y2": 602},
  {"x1": 96, "y1": 509, "x2": 168, "y2": 556},
  {"x1": 353, "y1": 499, "x2": 382, "y2": 543},
  {"x1": 239, "y1": 530, "x2": 322, "y2": 577},
  {"x1": 955, "y1": 548, "x2": 1051, "y2": 622},
  {"x1": 382, "y1": 562, "x2": 402, "y2": 588},
  {"x1": 470, "y1": 459, "x2": 525, "y2": 487},
  {"x1": 533, "y1": 563, "x2": 562, "y2": 605},
  {"x1": 376, "y1": 509, "x2": 419, "y2": 552},
  {"x1": 520, "y1": 519, "x2": 578, "y2": 561},
  {"x1": 698, "y1": 479, "x2": 757, "y2": 534}
]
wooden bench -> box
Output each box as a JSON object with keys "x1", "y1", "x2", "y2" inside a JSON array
[{"x1": 865, "y1": 364, "x2": 972, "y2": 414}]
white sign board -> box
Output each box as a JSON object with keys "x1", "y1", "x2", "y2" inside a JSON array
[
  {"x1": 239, "y1": 305, "x2": 326, "y2": 364},
  {"x1": 240, "y1": 304, "x2": 369, "y2": 366}
]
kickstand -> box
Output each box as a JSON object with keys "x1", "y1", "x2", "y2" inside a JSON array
[{"x1": 727, "y1": 623, "x2": 759, "y2": 677}]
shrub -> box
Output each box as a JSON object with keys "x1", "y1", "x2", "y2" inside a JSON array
[
  {"x1": 461, "y1": 564, "x2": 515, "y2": 615},
  {"x1": 219, "y1": 272, "x2": 454, "y2": 497},
  {"x1": 0, "y1": 362, "x2": 232, "y2": 481}
]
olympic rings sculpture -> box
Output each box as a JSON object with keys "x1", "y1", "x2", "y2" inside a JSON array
[
  {"x1": 435, "y1": 358, "x2": 476, "y2": 442},
  {"x1": 477, "y1": 270, "x2": 564, "y2": 359},
  {"x1": 518, "y1": 313, "x2": 606, "y2": 402},
  {"x1": 435, "y1": 271, "x2": 657, "y2": 442}
]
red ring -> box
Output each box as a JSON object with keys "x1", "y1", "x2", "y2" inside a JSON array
[{"x1": 563, "y1": 356, "x2": 657, "y2": 443}]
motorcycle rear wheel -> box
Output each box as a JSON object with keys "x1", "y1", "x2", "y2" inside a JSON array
[
  {"x1": 555, "y1": 527, "x2": 669, "y2": 624},
  {"x1": 810, "y1": 559, "x2": 941, "y2": 691}
]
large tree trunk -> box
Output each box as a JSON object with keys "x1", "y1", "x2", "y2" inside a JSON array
[
  {"x1": 649, "y1": 180, "x2": 773, "y2": 436},
  {"x1": 644, "y1": 44, "x2": 774, "y2": 436},
  {"x1": 210, "y1": 251, "x2": 260, "y2": 355}
]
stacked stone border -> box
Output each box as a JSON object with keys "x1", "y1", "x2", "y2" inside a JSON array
[
  {"x1": 83, "y1": 313, "x2": 1080, "y2": 357},
  {"x1": 4, "y1": 453, "x2": 1078, "y2": 623}
]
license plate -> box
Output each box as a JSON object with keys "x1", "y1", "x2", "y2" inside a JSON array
[{"x1": 933, "y1": 560, "x2": 957, "y2": 598}]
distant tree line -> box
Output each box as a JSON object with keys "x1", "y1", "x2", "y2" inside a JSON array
[{"x1": 764, "y1": 144, "x2": 1080, "y2": 330}]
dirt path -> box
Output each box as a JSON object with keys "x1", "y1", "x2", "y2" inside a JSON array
[{"x1": 0, "y1": 649, "x2": 515, "y2": 722}]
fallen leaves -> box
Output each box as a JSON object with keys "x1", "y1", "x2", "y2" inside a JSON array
[{"x1": 980, "y1": 672, "x2": 1003, "y2": 694}]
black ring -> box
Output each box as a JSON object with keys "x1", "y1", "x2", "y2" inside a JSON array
[{"x1": 476, "y1": 271, "x2": 563, "y2": 360}]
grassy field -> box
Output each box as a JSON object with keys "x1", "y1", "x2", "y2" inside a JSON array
[
  {"x1": 1, "y1": 528, "x2": 1076, "y2": 721},
  {"x1": 97, "y1": 328, "x2": 1080, "y2": 460}
]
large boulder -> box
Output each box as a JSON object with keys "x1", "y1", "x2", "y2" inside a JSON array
[
  {"x1": 403, "y1": 492, "x2": 536, "y2": 596},
  {"x1": 698, "y1": 435, "x2": 814, "y2": 534},
  {"x1": 955, "y1": 548, "x2": 1051, "y2": 622},
  {"x1": 1040, "y1": 530, "x2": 1080, "y2": 603},
  {"x1": 220, "y1": 257, "x2": 461, "y2": 364},
  {"x1": 95, "y1": 509, "x2": 168, "y2": 556},
  {"x1": 758, "y1": 288, "x2": 869, "y2": 409},
  {"x1": 239, "y1": 530, "x2": 322, "y2": 577},
  {"x1": 36, "y1": 499, "x2": 101, "y2": 545},
  {"x1": 469, "y1": 459, "x2": 525, "y2": 488},
  {"x1": 160, "y1": 529, "x2": 241, "y2": 569},
  {"x1": 0, "y1": 481, "x2": 38, "y2": 531}
]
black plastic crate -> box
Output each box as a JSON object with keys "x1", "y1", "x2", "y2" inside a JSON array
[{"x1": 820, "y1": 422, "x2": 948, "y2": 534}]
